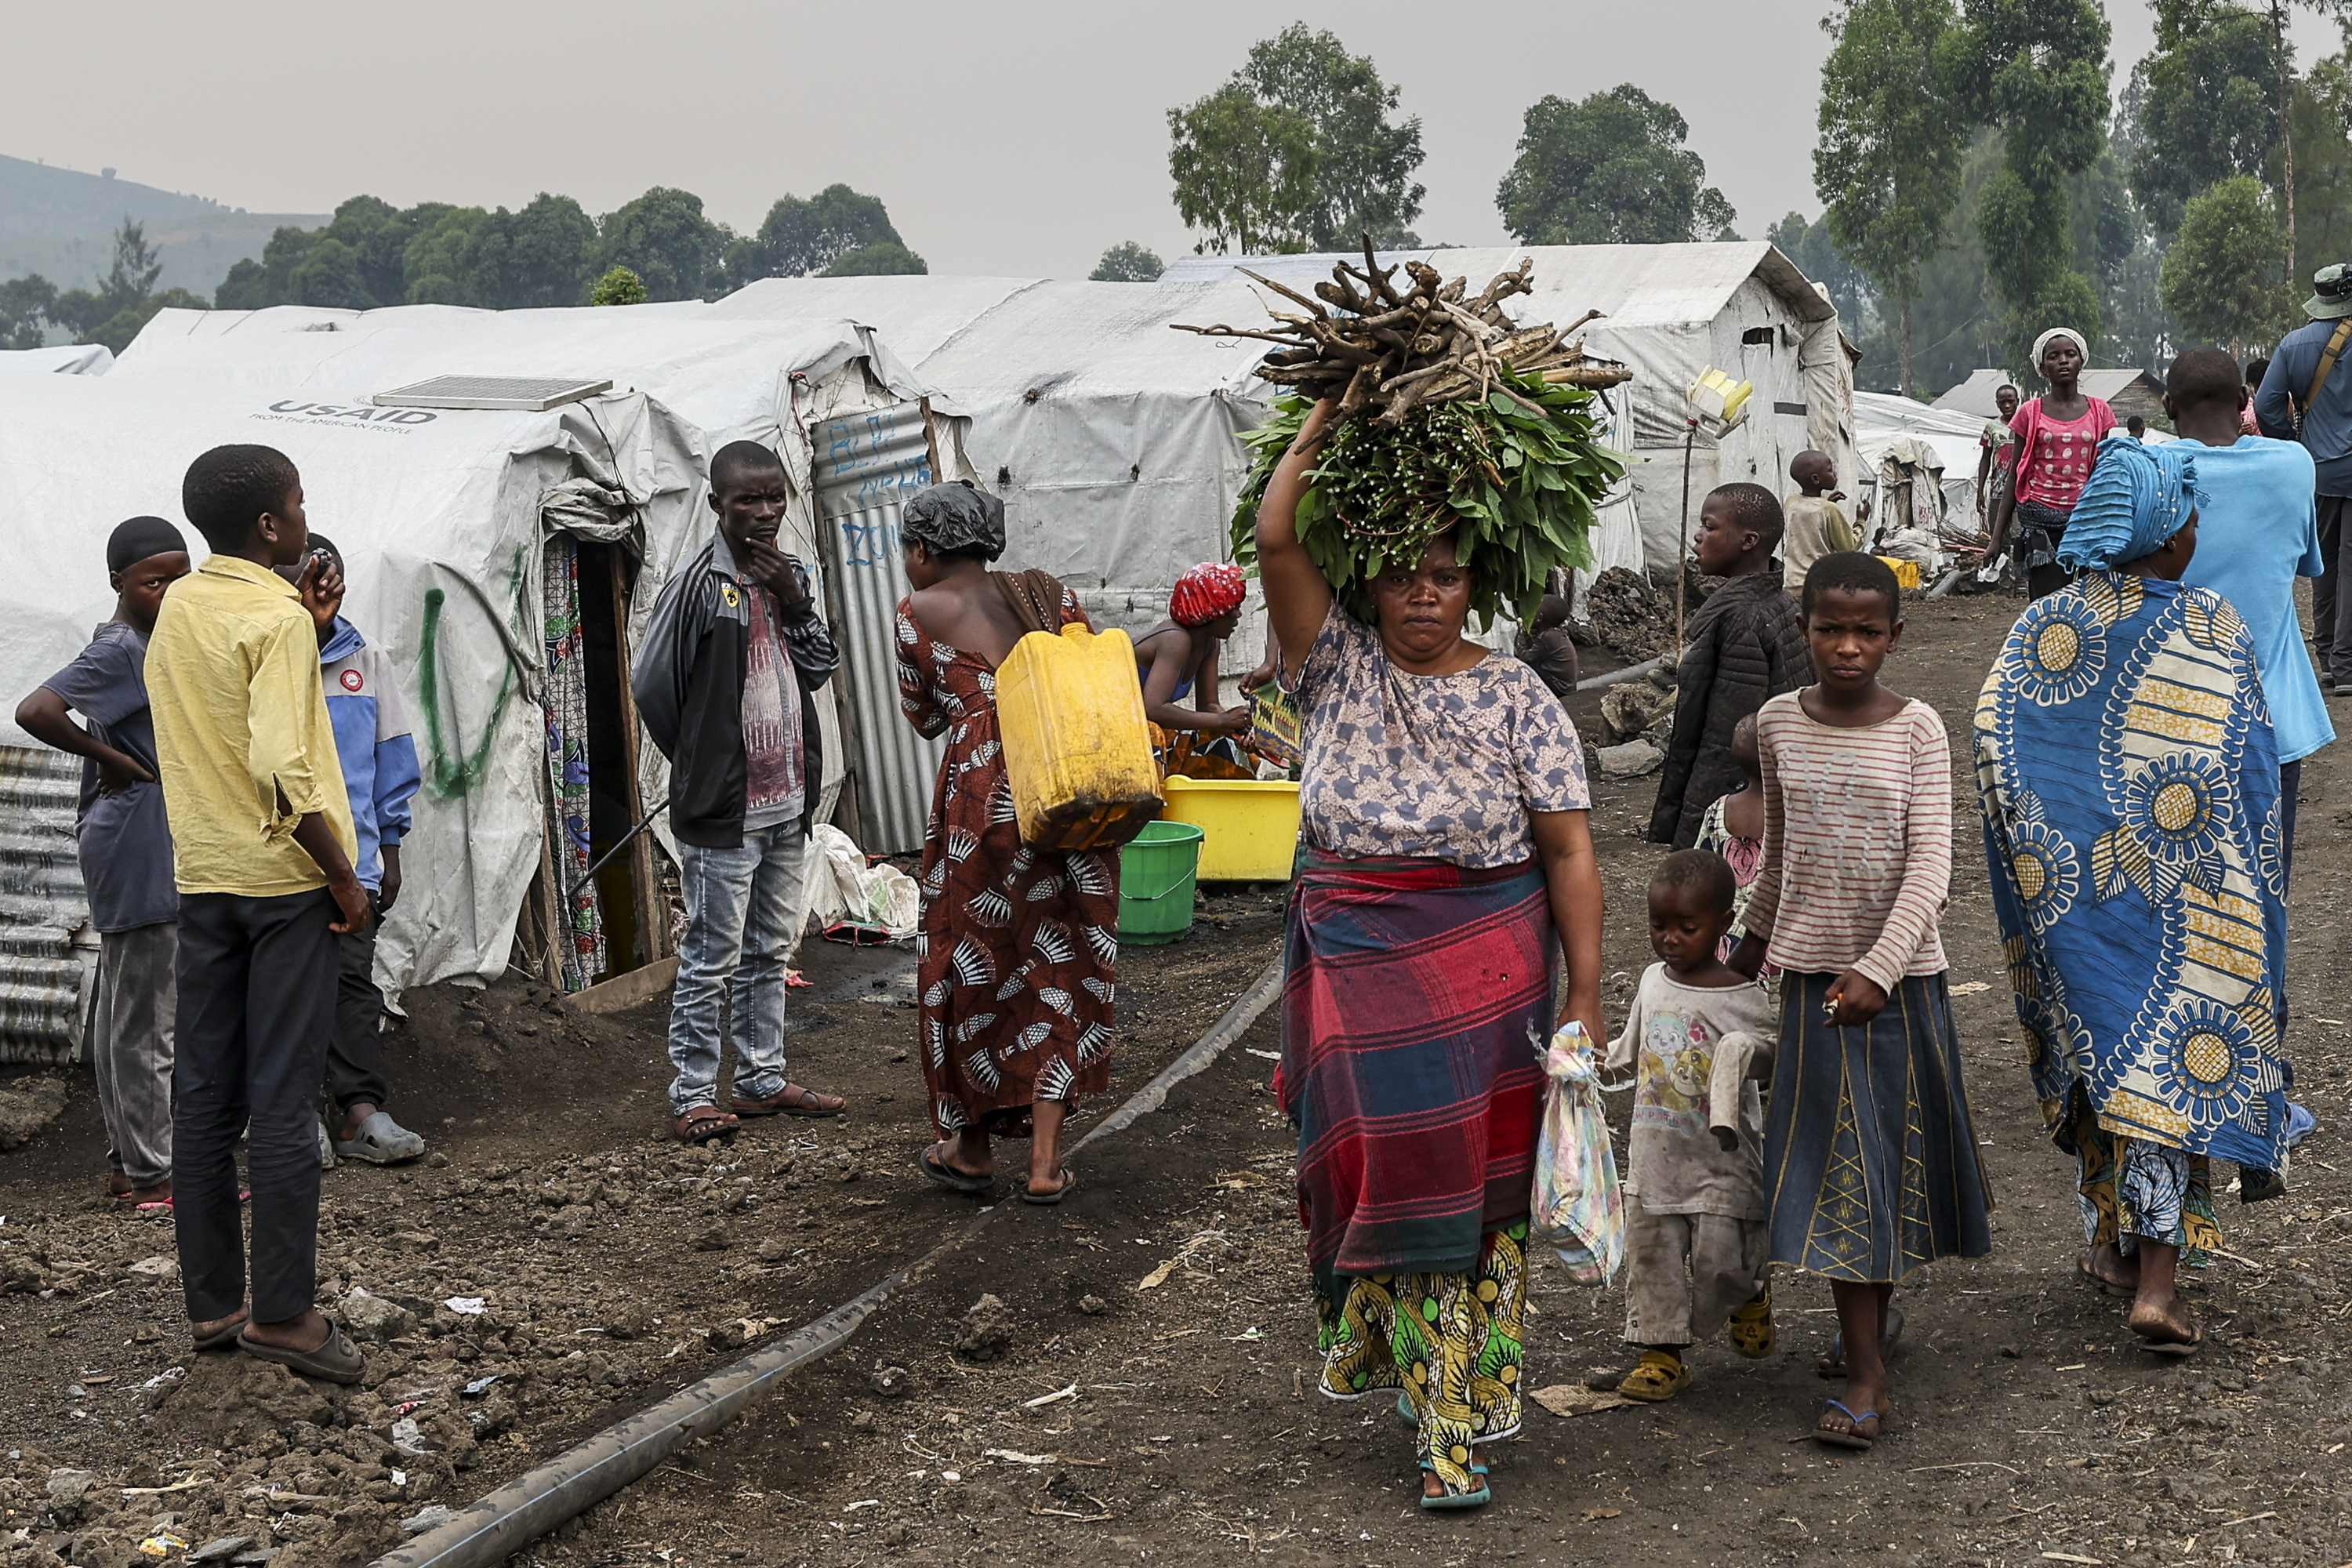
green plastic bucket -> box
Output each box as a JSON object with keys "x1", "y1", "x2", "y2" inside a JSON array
[{"x1": 1118, "y1": 820, "x2": 1206, "y2": 945}]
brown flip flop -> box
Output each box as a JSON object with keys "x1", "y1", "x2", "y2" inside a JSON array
[
  {"x1": 673, "y1": 1106, "x2": 739, "y2": 1144},
  {"x1": 732, "y1": 1083, "x2": 844, "y2": 1119}
]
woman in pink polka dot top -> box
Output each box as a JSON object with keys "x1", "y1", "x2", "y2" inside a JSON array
[{"x1": 1984, "y1": 327, "x2": 2119, "y2": 600}]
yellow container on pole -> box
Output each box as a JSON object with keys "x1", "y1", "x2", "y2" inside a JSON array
[{"x1": 994, "y1": 624, "x2": 1163, "y2": 852}]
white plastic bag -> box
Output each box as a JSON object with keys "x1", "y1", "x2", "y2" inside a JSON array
[
  {"x1": 802, "y1": 822, "x2": 920, "y2": 940},
  {"x1": 1530, "y1": 1022, "x2": 1624, "y2": 1285}
]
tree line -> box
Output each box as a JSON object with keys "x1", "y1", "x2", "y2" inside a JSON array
[
  {"x1": 1, "y1": 183, "x2": 925, "y2": 354},
  {"x1": 1804, "y1": 0, "x2": 2352, "y2": 397},
  {"x1": 1149, "y1": 23, "x2": 1739, "y2": 269}
]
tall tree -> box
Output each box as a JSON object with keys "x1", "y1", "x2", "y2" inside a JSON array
[
  {"x1": 401, "y1": 206, "x2": 488, "y2": 304},
  {"x1": 466, "y1": 194, "x2": 599, "y2": 308},
  {"x1": 1167, "y1": 84, "x2": 1320, "y2": 254},
  {"x1": 1091, "y1": 241, "x2": 1166, "y2": 282},
  {"x1": 2292, "y1": 36, "x2": 2352, "y2": 276},
  {"x1": 0, "y1": 274, "x2": 60, "y2": 350},
  {"x1": 597, "y1": 188, "x2": 727, "y2": 302},
  {"x1": 1942, "y1": 0, "x2": 2114, "y2": 370},
  {"x1": 2160, "y1": 174, "x2": 2293, "y2": 350},
  {"x1": 285, "y1": 237, "x2": 373, "y2": 309},
  {"x1": 1494, "y1": 85, "x2": 1737, "y2": 246},
  {"x1": 724, "y1": 185, "x2": 904, "y2": 287},
  {"x1": 1767, "y1": 212, "x2": 1874, "y2": 330},
  {"x1": 1233, "y1": 24, "x2": 1425, "y2": 248},
  {"x1": 820, "y1": 241, "x2": 927, "y2": 277},
  {"x1": 2126, "y1": 1, "x2": 2281, "y2": 238},
  {"x1": 1814, "y1": 0, "x2": 1965, "y2": 394}
]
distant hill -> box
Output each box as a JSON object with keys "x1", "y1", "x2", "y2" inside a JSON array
[{"x1": 0, "y1": 154, "x2": 323, "y2": 297}]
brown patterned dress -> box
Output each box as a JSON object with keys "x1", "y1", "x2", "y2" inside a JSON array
[{"x1": 895, "y1": 590, "x2": 1120, "y2": 1139}]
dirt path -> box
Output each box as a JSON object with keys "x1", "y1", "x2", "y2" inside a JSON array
[{"x1": 4, "y1": 589, "x2": 2349, "y2": 1568}]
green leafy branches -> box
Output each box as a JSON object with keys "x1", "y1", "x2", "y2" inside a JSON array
[{"x1": 1232, "y1": 371, "x2": 1622, "y2": 630}]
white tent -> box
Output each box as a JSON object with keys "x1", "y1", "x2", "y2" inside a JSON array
[
  {"x1": 1162, "y1": 243, "x2": 1856, "y2": 577},
  {"x1": 698, "y1": 275, "x2": 1278, "y2": 633},
  {"x1": 0, "y1": 343, "x2": 113, "y2": 375},
  {"x1": 1853, "y1": 390, "x2": 1994, "y2": 528},
  {"x1": 113, "y1": 306, "x2": 971, "y2": 855},
  {"x1": 0, "y1": 372, "x2": 706, "y2": 1060}
]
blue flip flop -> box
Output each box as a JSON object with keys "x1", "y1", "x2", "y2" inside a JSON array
[
  {"x1": 1417, "y1": 1464, "x2": 1491, "y2": 1510},
  {"x1": 1814, "y1": 1398, "x2": 1881, "y2": 1450}
]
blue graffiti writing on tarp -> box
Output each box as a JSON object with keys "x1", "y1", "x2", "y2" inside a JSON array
[
  {"x1": 822, "y1": 413, "x2": 932, "y2": 510},
  {"x1": 837, "y1": 514, "x2": 901, "y2": 568}
]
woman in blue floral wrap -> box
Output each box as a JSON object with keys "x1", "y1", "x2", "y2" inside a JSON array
[{"x1": 1975, "y1": 434, "x2": 2292, "y2": 1357}]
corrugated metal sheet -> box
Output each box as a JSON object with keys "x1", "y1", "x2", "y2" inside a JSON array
[
  {"x1": 0, "y1": 745, "x2": 94, "y2": 1065},
  {"x1": 813, "y1": 401, "x2": 942, "y2": 855}
]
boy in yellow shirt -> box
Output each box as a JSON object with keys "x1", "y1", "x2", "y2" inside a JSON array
[{"x1": 147, "y1": 444, "x2": 370, "y2": 1383}]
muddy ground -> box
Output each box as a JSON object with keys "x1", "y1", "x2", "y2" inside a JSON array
[{"x1": 4, "y1": 587, "x2": 2350, "y2": 1568}]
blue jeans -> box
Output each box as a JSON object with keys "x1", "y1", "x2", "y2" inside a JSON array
[{"x1": 666, "y1": 819, "x2": 808, "y2": 1115}]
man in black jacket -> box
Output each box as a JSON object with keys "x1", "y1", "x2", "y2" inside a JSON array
[{"x1": 633, "y1": 441, "x2": 847, "y2": 1142}]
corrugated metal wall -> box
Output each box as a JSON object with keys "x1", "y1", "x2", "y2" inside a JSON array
[
  {"x1": 812, "y1": 401, "x2": 943, "y2": 855},
  {"x1": 0, "y1": 745, "x2": 94, "y2": 1066}
]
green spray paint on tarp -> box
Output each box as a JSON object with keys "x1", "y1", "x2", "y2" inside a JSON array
[{"x1": 418, "y1": 545, "x2": 528, "y2": 798}]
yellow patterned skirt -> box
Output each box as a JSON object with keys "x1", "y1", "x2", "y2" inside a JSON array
[{"x1": 1312, "y1": 1222, "x2": 1527, "y2": 1497}]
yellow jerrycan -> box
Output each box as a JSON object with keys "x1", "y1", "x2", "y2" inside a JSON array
[{"x1": 994, "y1": 624, "x2": 1163, "y2": 851}]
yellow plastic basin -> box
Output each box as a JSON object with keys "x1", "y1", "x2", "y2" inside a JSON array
[{"x1": 1160, "y1": 778, "x2": 1302, "y2": 881}]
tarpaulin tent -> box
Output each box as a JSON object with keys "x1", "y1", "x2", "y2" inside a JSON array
[
  {"x1": 686, "y1": 271, "x2": 1650, "y2": 635},
  {"x1": 1853, "y1": 390, "x2": 1994, "y2": 530},
  {"x1": 0, "y1": 343, "x2": 112, "y2": 375},
  {"x1": 0, "y1": 371, "x2": 708, "y2": 1062},
  {"x1": 1163, "y1": 243, "x2": 1855, "y2": 576},
  {"x1": 114, "y1": 307, "x2": 970, "y2": 855}
]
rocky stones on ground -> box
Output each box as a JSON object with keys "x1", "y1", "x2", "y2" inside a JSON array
[
  {"x1": 1598, "y1": 675, "x2": 1676, "y2": 746},
  {"x1": 0, "y1": 1076, "x2": 69, "y2": 1150},
  {"x1": 1595, "y1": 739, "x2": 1664, "y2": 779},
  {"x1": 122, "y1": 1255, "x2": 179, "y2": 1283},
  {"x1": 399, "y1": 1504, "x2": 456, "y2": 1537},
  {"x1": 149, "y1": 1352, "x2": 338, "y2": 1446},
  {"x1": 339, "y1": 1287, "x2": 416, "y2": 1342},
  {"x1": 1576, "y1": 568, "x2": 1670, "y2": 659},
  {"x1": 953, "y1": 1294, "x2": 1014, "y2": 1362},
  {"x1": 42, "y1": 1468, "x2": 94, "y2": 1520}
]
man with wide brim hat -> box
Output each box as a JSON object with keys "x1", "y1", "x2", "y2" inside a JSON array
[{"x1": 2256, "y1": 263, "x2": 2352, "y2": 694}]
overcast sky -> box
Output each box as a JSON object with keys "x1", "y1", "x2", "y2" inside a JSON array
[{"x1": 5, "y1": 2, "x2": 2342, "y2": 279}]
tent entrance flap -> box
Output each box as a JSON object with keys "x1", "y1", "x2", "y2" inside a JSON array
[
  {"x1": 524, "y1": 532, "x2": 672, "y2": 993},
  {"x1": 812, "y1": 400, "x2": 944, "y2": 857}
]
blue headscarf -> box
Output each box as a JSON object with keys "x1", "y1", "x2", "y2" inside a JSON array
[{"x1": 2056, "y1": 434, "x2": 2200, "y2": 572}]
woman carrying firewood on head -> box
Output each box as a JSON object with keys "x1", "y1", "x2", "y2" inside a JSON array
[{"x1": 1256, "y1": 396, "x2": 1606, "y2": 1510}]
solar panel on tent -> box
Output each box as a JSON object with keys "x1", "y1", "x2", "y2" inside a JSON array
[{"x1": 372, "y1": 376, "x2": 613, "y2": 412}]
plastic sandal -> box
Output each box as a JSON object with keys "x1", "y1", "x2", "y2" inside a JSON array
[
  {"x1": 1814, "y1": 1398, "x2": 1881, "y2": 1450},
  {"x1": 1617, "y1": 1349, "x2": 1690, "y2": 1403},
  {"x1": 237, "y1": 1323, "x2": 366, "y2": 1385},
  {"x1": 920, "y1": 1145, "x2": 993, "y2": 1196},
  {"x1": 1417, "y1": 1465, "x2": 1491, "y2": 1511},
  {"x1": 335, "y1": 1110, "x2": 426, "y2": 1165},
  {"x1": 1728, "y1": 1282, "x2": 1776, "y2": 1359}
]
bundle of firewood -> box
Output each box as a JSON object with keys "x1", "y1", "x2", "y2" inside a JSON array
[{"x1": 1174, "y1": 243, "x2": 1630, "y2": 423}]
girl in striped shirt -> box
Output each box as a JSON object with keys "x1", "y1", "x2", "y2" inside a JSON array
[{"x1": 1730, "y1": 552, "x2": 1994, "y2": 1453}]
